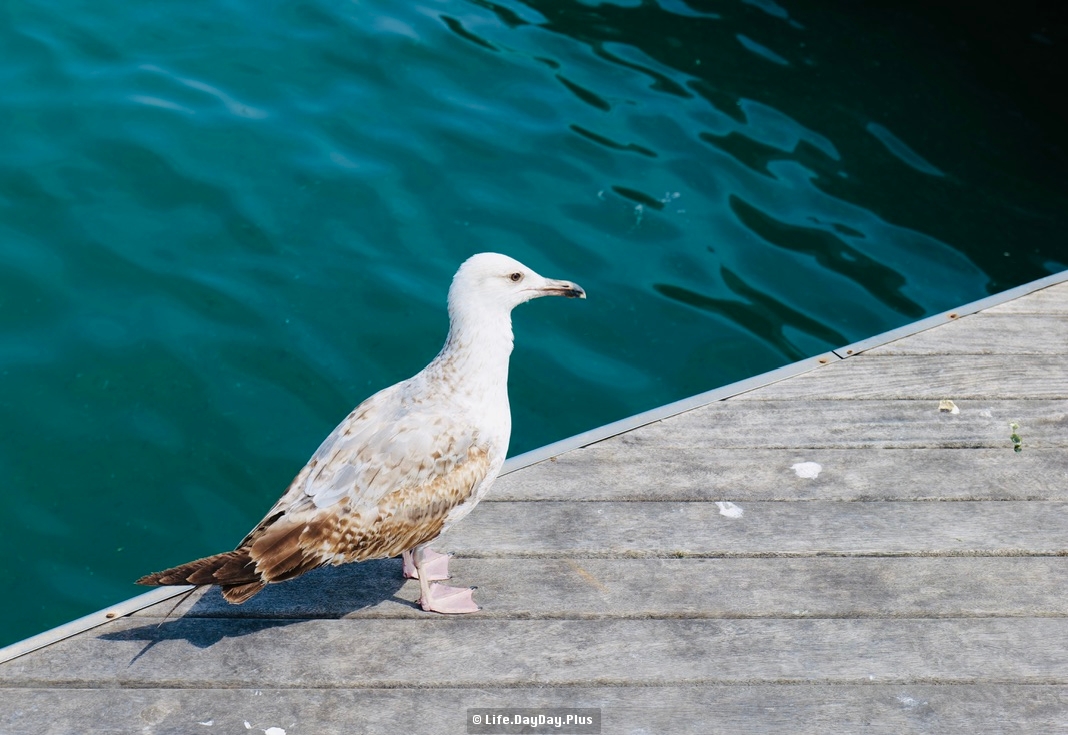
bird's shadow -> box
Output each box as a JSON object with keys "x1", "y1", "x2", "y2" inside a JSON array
[{"x1": 99, "y1": 558, "x2": 411, "y2": 664}]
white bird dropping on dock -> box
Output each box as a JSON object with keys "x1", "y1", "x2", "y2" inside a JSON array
[
  {"x1": 716, "y1": 501, "x2": 744, "y2": 519},
  {"x1": 138, "y1": 253, "x2": 585, "y2": 614},
  {"x1": 791, "y1": 462, "x2": 822, "y2": 479}
]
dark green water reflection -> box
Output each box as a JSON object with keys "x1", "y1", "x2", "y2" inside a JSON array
[{"x1": 1, "y1": 0, "x2": 1065, "y2": 645}]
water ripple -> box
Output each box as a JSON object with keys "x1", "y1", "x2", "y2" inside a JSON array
[
  {"x1": 137, "y1": 64, "x2": 269, "y2": 120},
  {"x1": 556, "y1": 74, "x2": 613, "y2": 111},
  {"x1": 866, "y1": 122, "x2": 946, "y2": 177},
  {"x1": 736, "y1": 33, "x2": 791, "y2": 66},
  {"x1": 655, "y1": 264, "x2": 848, "y2": 361}
]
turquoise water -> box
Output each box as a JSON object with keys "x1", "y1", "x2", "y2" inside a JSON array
[{"x1": 2, "y1": 0, "x2": 1065, "y2": 647}]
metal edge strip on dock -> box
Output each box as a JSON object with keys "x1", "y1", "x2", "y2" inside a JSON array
[
  {"x1": 831, "y1": 269, "x2": 1068, "y2": 358},
  {"x1": 2, "y1": 268, "x2": 1065, "y2": 666},
  {"x1": 0, "y1": 587, "x2": 193, "y2": 666}
]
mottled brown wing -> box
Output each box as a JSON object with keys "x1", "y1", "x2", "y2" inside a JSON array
[
  {"x1": 243, "y1": 444, "x2": 492, "y2": 583},
  {"x1": 240, "y1": 381, "x2": 484, "y2": 543}
]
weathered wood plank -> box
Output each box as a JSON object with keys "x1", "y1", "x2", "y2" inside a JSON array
[
  {"x1": 437, "y1": 500, "x2": 1068, "y2": 557},
  {"x1": 3, "y1": 684, "x2": 1067, "y2": 735},
  {"x1": 3, "y1": 684, "x2": 1066, "y2": 735},
  {"x1": 866, "y1": 313, "x2": 1068, "y2": 355},
  {"x1": 128, "y1": 501, "x2": 1068, "y2": 563},
  {"x1": 497, "y1": 448, "x2": 1068, "y2": 501},
  {"x1": 3, "y1": 618, "x2": 1066, "y2": 687},
  {"x1": 734, "y1": 355, "x2": 1068, "y2": 400},
  {"x1": 128, "y1": 557, "x2": 1068, "y2": 620},
  {"x1": 617, "y1": 399, "x2": 1068, "y2": 448},
  {"x1": 983, "y1": 281, "x2": 1068, "y2": 314}
]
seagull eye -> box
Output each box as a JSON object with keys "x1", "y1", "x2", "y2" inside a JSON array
[{"x1": 509, "y1": 272, "x2": 523, "y2": 282}]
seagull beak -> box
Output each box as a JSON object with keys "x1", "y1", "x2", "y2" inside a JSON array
[{"x1": 538, "y1": 278, "x2": 586, "y2": 299}]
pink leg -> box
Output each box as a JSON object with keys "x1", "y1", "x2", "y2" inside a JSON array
[
  {"x1": 402, "y1": 548, "x2": 451, "y2": 581},
  {"x1": 413, "y1": 546, "x2": 479, "y2": 614}
]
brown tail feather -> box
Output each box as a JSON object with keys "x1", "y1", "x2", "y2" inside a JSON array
[
  {"x1": 221, "y1": 581, "x2": 267, "y2": 604},
  {"x1": 137, "y1": 549, "x2": 266, "y2": 604}
]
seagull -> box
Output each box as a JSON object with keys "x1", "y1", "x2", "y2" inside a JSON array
[{"x1": 137, "y1": 253, "x2": 585, "y2": 614}]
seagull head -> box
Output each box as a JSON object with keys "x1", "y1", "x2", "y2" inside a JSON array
[{"x1": 449, "y1": 253, "x2": 586, "y2": 317}]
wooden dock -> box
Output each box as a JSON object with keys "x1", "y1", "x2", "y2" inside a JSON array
[{"x1": 2, "y1": 274, "x2": 1066, "y2": 734}]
